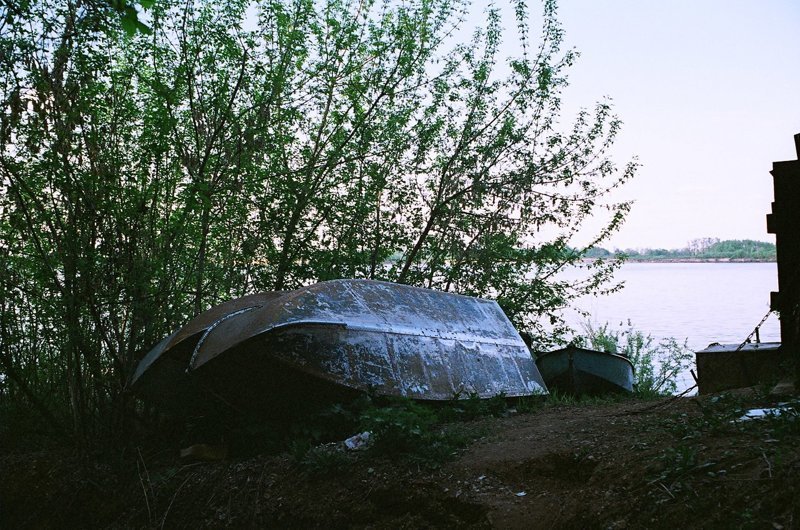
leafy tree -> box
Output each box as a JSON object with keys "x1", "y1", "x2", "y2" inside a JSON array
[
  {"x1": 687, "y1": 237, "x2": 720, "y2": 255},
  {"x1": 704, "y1": 239, "x2": 775, "y2": 260},
  {"x1": 584, "y1": 247, "x2": 613, "y2": 258},
  {"x1": 0, "y1": 0, "x2": 635, "y2": 446}
]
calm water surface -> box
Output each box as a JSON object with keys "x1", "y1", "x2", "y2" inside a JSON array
[
  {"x1": 560, "y1": 263, "x2": 780, "y2": 391},
  {"x1": 564, "y1": 262, "x2": 780, "y2": 350}
]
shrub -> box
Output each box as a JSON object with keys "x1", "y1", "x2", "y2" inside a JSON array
[{"x1": 577, "y1": 320, "x2": 694, "y2": 395}]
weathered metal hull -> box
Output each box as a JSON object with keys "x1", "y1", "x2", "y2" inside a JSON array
[
  {"x1": 130, "y1": 291, "x2": 287, "y2": 410},
  {"x1": 536, "y1": 347, "x2": 634, "y2": 395},
  {"x1": 132, "y1": 279, "x2": 547, "y2": 414}
]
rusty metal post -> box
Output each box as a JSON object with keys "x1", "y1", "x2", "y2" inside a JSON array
[{"x1": 766, "y1": 133, "x2": 800, "y2": 386}]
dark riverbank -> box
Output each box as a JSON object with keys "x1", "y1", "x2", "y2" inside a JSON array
[{"x1": 3, "y1": 388, "x2": 797, "y2": 528}]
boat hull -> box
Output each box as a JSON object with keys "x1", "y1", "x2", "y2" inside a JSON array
[
  {"x1": 536, "y1": 347, "x2": 634, "y2": 395},
  {"x1": 130, "y1": 291, "x2": 287, "y2": 412},
  {"x1": 132, "y1": 280, "x2": 547, "y2": 414}
]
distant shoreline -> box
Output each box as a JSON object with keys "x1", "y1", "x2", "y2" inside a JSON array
[
  {"x1": 584, "y1": 258, "x2": 776, "y2": 264},
  {"x1": 582, "y1": 239, "x2": 776, "y2": 263}
]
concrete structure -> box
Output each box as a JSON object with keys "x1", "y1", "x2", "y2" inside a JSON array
[
  {"x1": 695, "y1": 342, "x2": 783, "y2": 394},
  {"x1": 694, "y1": 133, "x2": 799, "y2": 394},
  {"x1": 767, "y1": 133, "x2": 800, "y2": 385}
]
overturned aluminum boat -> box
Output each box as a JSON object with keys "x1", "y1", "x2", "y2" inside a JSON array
[
  {"x1": 132, "y1": 279, "x2": 547, "y2": 415},
  {"x1": 535, "y1": 346, "x2": 634, "y2": 395}
]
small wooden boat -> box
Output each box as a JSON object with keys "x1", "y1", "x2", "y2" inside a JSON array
[
  {"x1": 132, "y1": 279, "x2": 547, "y2": 416},
  {"x1": 535, "y1": 346, "x2": 634, "y2": 395}
]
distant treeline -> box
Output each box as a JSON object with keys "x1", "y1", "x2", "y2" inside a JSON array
[{"x1": 585, "y1": 238, "x2": 776, "y2": 262}]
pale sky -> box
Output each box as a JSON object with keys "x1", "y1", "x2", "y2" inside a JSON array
[
  {"x1": 550, "y1": 0, "x2": 800, "y2": 250},
  {"x1": 241, "y1": 1, "x2": 800, "y2": 251}
]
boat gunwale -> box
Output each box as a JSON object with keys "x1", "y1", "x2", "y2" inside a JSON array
[{"x1": 536, "y1": 346, "x2": 635, "y2": 370}]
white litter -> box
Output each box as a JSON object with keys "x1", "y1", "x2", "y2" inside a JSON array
[
  {"x1": 344, "y1": 431, "x2": 372, "y2": 450},
  {"x1": 736, "y1": 402, "x2": 796, "y2": 422}
]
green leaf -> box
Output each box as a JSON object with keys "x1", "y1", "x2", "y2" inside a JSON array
[{"x1": 119, "y1": 14, "x2": 139, "y2": 36}]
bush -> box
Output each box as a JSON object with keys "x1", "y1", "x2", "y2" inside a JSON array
[
  {"x1": 359, "y1": 399, "x2": 439, "y2": 456},
  {"x1": 577, "y1": 320, "x2": 694, "y2": 395},
  {"x1": 343, "y1": 395, "x2": 503, "y2": 464}
]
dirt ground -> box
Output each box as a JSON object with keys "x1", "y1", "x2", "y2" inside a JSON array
[{"x1": 3, "y1": 388, "x2": 799, "y2": 529}]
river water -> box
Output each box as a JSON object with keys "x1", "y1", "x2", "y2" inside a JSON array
[
  {"x1": 563, "y1": 262, "x2": 780, "y2": 349},
  {"x1": 559, "y1": 262, "x2": 780, "y2": 391}
]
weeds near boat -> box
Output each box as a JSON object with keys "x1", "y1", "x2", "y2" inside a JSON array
[
  {"x1": 649, "y1": 389, "x2": 800, "y2": 509},
  {"x1": 577, "y1": 320, "x2": 694, "y2": 395},
  {"x1": 543, "y1": 388, "x2": 638, "y2": 406},
  {"x1": 286, "y1": 395, "x2": 500, "y2": 470},
  {"x1": 296, "y1": 444, "x2": 353, "y2": 475}
]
